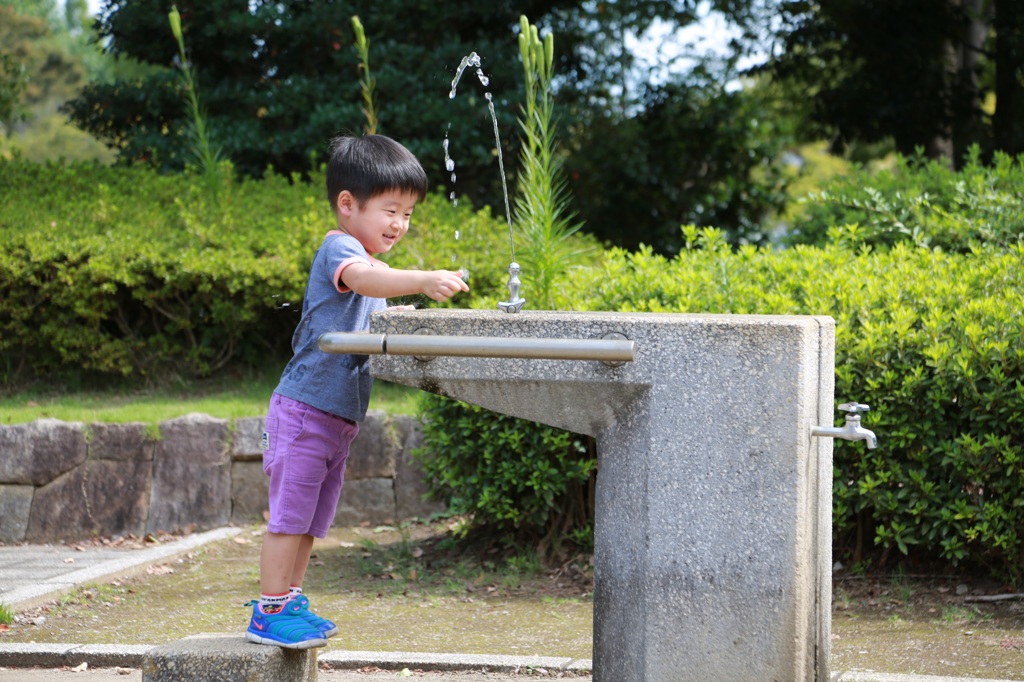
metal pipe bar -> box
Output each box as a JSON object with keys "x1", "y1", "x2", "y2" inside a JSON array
[{"x1": 318, "y1": 332, "x2": 635, "y2": 363}]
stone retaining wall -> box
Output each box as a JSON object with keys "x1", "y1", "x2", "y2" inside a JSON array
[{"x1": 0, "y1": 411, "x2": 443, "y2": 543}]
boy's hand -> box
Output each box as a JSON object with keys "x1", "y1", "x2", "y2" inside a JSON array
[{"x1": 422, "y1": 270, "x2": 469, "y2": 302}]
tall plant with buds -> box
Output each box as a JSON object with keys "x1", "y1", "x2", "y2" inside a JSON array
[
  {"x1": 168, "y1": 5, "x2": 226, "y2": 201},
  {"x1": 351, "y1": 16, "x2": 378, "y2": 134},
  {"x1": 513, "y1": 16, "x2": 592, "y2": 310}
]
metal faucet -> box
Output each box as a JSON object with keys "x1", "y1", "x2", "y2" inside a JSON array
[
  {"x1": 497, "y1": 261, "x2": 526, "y2": 313},
  {"x1": 812, "y1": 402, "x2": 877, "y2": 449}
]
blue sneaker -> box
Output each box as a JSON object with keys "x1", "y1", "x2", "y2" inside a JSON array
[
  {"x1": 290, "y1": 594, "x2": 339, "y2": 638},
  {"x1": 245, "y1": 600, "x2": 328, "y2": 649}
]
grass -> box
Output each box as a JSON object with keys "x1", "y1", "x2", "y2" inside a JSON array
[
  {"x1": 0, "y1": 370, "x2": 424, "y2": 425},
  {"x1": 0, "y1": 602, "x2": 14, "y2": 626}
]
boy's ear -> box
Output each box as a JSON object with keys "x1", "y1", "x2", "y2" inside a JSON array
[{"x1": 336, "y1": 190, "x2": 355, "y2": 216}]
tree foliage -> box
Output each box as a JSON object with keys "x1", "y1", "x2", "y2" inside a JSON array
[
  {"x1": 66, "y1": 0, "x2": 591, "y2": 209},
  {"x1": 566, "y1": 63, "x2": 793, "y2": 251},
  {"x1": 63, "y1": 0, "x2": 794, "y2": 252},
  {"x1": 766, "y1": 0, "x2": 1024, "y2": 165}
]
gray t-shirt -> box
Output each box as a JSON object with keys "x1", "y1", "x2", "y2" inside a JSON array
[{"x1": 274, "y1": 231, "x2": 387, "y2": 421}]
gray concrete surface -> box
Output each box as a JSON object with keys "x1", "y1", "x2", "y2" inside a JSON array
[
  {"x1": 0, "y1": 528, "x2": 242, "y2": 611},
  {"x1": 370, "y1": 309, "x2": 835, "y2": 681},
  {"x1": 0, "y1": 526, "x2": 1013, "y2": 681}
]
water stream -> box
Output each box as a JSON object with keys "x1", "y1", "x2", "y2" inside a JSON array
[{"x1": 447, "y1": 52, "x2": 521, "y2": 309}]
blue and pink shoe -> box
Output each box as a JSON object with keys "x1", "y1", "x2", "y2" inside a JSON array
[
  {"x1": 289, "y1": 594, "x2": 339, "y2": 638},
  {"x1": 245, "y1": 599, "x2": 327, "y2": 649}
]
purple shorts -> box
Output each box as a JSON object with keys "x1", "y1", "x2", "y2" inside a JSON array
[{"x1": 262, "y1": 393, "x2": 359, "y2": 538}]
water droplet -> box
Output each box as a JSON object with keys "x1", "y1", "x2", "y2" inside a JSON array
[
  {"x1": 445, "y1": 158, "x2": 455, "y2": 172},
  {"x1": 453, "y1": 198, "x2": 458, "y2": 207},
  {"x1": 451, "y1": 254, "x2": 457, "y2": 263},
  {"x1": 449, "y1": 191, "x2": 456, "y2": 201},
  {"x1": 451, "y1": 172, "x2": 456, "y2": 183},
  {"x1": 485, "y1": 92, "x2": 493, "y2": 101},
  {"x1": 455, "y1": 230, "x2": 461, "y2": 241}
]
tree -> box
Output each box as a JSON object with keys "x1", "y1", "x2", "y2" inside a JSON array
[
  {"x1": 565, "y1": 61, "x2": 792, "y2": 252},
  {"x1": 766, "y1": 0, "x2": 1024, "y2": 165},
  {"x1": 65, "y1": 0, "x2": 595, "y2": 210},
  {"x1": 61, "y1": 0, "x2": 798, "y2": 249}
]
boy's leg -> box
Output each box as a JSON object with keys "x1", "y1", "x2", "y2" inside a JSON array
[
  {"x1": 258, "y1": 532, "x2": 305, "y2": 593},
  {"x1": 289, "y1": 534, "x2": 315, "y2": 589}
]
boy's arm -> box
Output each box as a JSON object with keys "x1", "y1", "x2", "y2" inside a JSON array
[{"x1": 341, "y1": 262, "x2": 469, "y2": 302}]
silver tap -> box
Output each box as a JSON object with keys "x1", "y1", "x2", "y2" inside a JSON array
[
  {"x1": 812, "y1": 402, "x2": 877, "y2": 449},
  {"x1": 497, "y1": 261, "x2": 526, "y2": 313}
]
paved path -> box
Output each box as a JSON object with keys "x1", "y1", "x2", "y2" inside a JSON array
[{"x1": 0, "y1": 529, "x2": 1013, "y2": 682}]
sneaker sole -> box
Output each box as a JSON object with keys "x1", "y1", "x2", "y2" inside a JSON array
[{"x1": 245, "y1": 630, "x2": 327, "y2": 649}]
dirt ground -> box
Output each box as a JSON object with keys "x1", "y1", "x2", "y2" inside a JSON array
[{"x1": 3, "y1": 523, "x2": 1023, "y2": 679}]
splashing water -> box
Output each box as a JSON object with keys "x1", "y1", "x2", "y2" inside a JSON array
[{"x1": 448, "y1": 52, "x2": 516, "y2": 265}]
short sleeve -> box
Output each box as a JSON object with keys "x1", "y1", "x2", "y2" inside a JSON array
[{"x1": 320, "y1": 232, "x2": 372, "y2": 293}]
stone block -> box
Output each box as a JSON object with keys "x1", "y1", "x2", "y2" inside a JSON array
[
  {"x1": 393, "y1": 415, "x2": 446, "y2": 520},
  {"x1": 0, "y1": 419, "x2": 87, "y2": 485},
  {"x1": 345, "y1": 410, "x2": 398, "y2": 479},
  {"x1": 141, "y1": 633, "x2": 315, "y2": 682},
  {"x1": 0, "y1": 484, "x2": 34, "y2": 542},
  {"x1": 148, "y1": 414, "x2": 231, "y2": 534},
  {"x1": 231, "y1": 460, "x2": 269, "y2": 525},
  {"x1": 334, "y1": 477, "x2": 395, "y2": 526},
  {"x1": 232, "y1": 416, "x2": 266, "y2": 461},
  {"x1": 88, "y1": 422, "x2": 155, "y2": 461},
  {"x1": 26, "y1": 458, "x2": 150, "y2": 542}
]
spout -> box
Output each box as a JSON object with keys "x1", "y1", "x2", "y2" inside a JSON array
[
  {"x1": 811, "y1": 423, "x2": 877, "y2": 449},
  {"x1": 811, "y1": 402, "x2": 877, "y2": 449}
]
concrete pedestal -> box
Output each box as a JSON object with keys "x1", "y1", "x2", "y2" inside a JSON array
[
  {"x1": 371, "y1": 309, "x2": 835, "y2": 682},
  {"x1": 141, "y1": 634, "x2": 317, "y2": 681}
]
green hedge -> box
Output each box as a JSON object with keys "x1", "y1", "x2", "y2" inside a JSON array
[
  {"x1": 422, "y1": 229, "x2": 1024, "y2": 582},
  {"x1": 789, "y1": 147, "x2": 1024, "y2": 251},
  {"x1": 0, "y1": 159, "x2": 516, "y2": 383}
]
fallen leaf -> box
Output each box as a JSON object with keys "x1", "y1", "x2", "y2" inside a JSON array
[
  {"x1": 412, "y1": 547, "x2": 423, "y2": 558},
  {"x1": 146, "y1": 564, "x2": 174, "y2": 576},
  {"x1": 63, "y1": 558, "x2": 75, "y2": 564},
  {"x1": 71, "y1": 661, "x2": 88, "y2": 672},
  {"x1": 339, "y1": 541, "x2": 355, "y2": 548},
  {"x1": 0, "y1": 624, "x2": 10, "y2": 632},
  {"x1": 233, "y1": 536, "x2": 252, "y2": 545}
]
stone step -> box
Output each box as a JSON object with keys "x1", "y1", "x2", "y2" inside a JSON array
[{"x1": 141, "y1": 633, "x2": 316, "y2": 681}]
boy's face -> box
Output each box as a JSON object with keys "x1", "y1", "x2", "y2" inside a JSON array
[{"x1": 337, "y1": 189, "x2": 418, "y2": 254}]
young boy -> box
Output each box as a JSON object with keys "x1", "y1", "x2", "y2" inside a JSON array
[{"x1": 246, "y1": 134, "x2": 469, "y2": 649}]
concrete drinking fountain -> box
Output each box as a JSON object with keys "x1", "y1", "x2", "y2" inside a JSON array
[
  {"x1": 144, "y1": 46, "x2": 876, "y2": 682},
  {"x1": 318, "y1": 305, "x2": 871, "y2": 682}
]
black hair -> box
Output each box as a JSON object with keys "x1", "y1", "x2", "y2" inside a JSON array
[{"x1": 325, "y1": 134, "x2": 428, "y2": 210}]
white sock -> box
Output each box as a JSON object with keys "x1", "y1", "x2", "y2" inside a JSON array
[{"x1": 259, "y1": 592, "x2": 290, "y2": 613}]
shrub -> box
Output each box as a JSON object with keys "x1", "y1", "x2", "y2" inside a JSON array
[
  {"x1": 419, "y1": 228, "x2": 1024, "y2": 582},
  {"x1": 415, "y1": 392, "x2": 595, "y2": 557},
  {"x1": 0, "y1": 159, "x2": 527, "y2": 384},
  {"x1": 565, "y1": 232, "x2": 1024, "y2": 582},
  {"x1": 788, "y1": 147, "x2": 1024, "y2": 251}
]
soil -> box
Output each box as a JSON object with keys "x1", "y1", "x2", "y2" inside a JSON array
[
  {"x1": 831, "y1": 570, "x2": 1024, "y2": 679},
  {"x1": 2, "y1": 522, "x2": 1023, "y2": 679}
]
